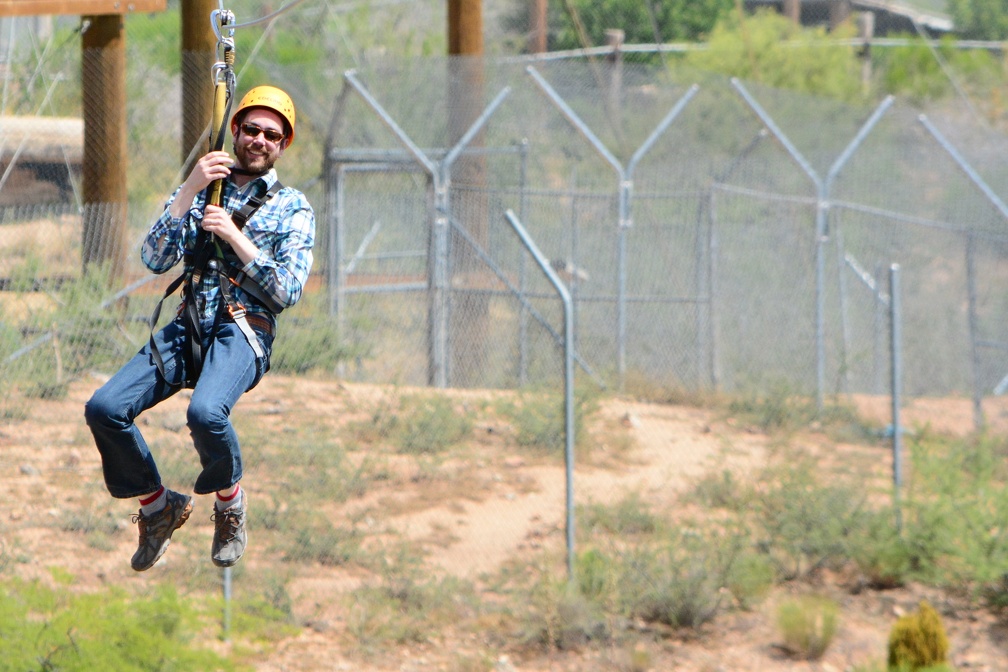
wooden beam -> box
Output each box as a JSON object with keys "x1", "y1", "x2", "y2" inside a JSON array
[
  {"x1": 447, "y1": 0, "x2": 483, "y2": 55},
  {"x1": 81, "y1": 13, "x2": 128, "y2": 277},
  {"x1": 181, "y1": 0, "x2": 216, "y2": 171},
  {"x1": 0, "y1": 1, "x2": 165, "y2": 17}
]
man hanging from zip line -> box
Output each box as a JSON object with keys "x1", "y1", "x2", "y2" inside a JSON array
[{"x1": 84, "y1": 85, "x2": 315, "y2": 571}]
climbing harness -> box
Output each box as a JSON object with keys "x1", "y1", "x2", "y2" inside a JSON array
[{"x1": 149, "y1": 7, "x2": 283, "y2": 388}]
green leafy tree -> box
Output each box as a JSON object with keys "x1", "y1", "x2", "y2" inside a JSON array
[
  {"x1": 947, "y1": 0, "x2": 1008, "y2": 40},
  {"x1": 686, "y1": 11, "x2": 863, "y2": 101},
  {"x1": 507, "y1": 0, "x2": 734, "y2": 51}
]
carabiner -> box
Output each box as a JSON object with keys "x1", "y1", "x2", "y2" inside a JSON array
[
  {"x1": 210, "y1": 8, "x2": 235, "y2": 45},
  {"x1": 209, "y1": 8, "x2": 236, "y2": 90}
]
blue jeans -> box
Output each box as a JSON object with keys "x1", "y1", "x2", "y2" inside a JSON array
[{"x1": 84, "y1": 316, "x2": 273, "y2": 498}]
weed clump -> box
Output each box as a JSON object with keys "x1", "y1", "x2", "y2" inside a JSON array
[
  {"x1": 776, "y1": 594, "x2": 838, "y2": 660},
  {"x1": 887, "y1": 600, "x2": 949, "y2": 670}
]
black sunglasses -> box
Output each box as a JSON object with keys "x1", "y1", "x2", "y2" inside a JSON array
[{"x1": 240, "y1": 122, "x2": 285, "y2": 144}]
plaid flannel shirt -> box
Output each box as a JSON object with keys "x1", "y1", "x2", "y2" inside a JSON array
[{"x1": 142, "y1": 169, "x2": 315, "y2": 330}]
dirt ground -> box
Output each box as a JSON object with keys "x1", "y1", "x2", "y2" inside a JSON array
[{"x1": 2, "y1": 375, "x2": 1008, "y2": 672}]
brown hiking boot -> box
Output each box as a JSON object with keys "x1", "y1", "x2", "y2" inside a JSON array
[
  {"x1": 130, "y1": 489, "x2": 193, "y2": 571},
  {"x1": 211, "y1": 490, "x2": 247, "y2": 568}
]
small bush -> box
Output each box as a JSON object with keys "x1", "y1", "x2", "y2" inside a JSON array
[
  {"x1": 849, "y1": 510, "x2": 912, "y2": 589},
  {"x1": 725, "y1": 551, "x2": 775, "y2": 609},
  {"x1": 0, "y1": 580, "x2": 241, "y2": 671},
  {"x1": 396, "y1": 394, "x2": 473, "y2": 454},
  {"x1": 579, "y1": 492, "x2": 661, "y2": 536},
  {"x1": 498, "y1": 388, "x2": 598, "y2": 457},
  {"x1": 725, "y1": 384, "x2": 819, "y2": 434},
  {"x1": 776, "y1": 594, "x2": 839, "y2": 660},
  {"x1": 348, "y1": 572, "x2": 478, "y2": 647},
  {"x1": 575, "y1": 549, "x2": 612, "y2": 601},
  {"x1": 285, "y1": 515, "x2": 362, "y2": 566},
  {"x1": 352, "y1": 393, "x2": 473, "y2": 455},
  {"x1": 689, "y1": 468, "x2": 750, "y2": 511},
  {"x1": 751, "y1": 455, "x2": 868, "y2": 580},
  {"x1": 616, "y1": 527, "x2": 740, "y2": 629},
  {"x1": 519, "y1": 578, "x2": 609, "y2": 652},
  {"x1": 887, "y1": 601, "x2": 950, "y2": 670},
  {"x1": 269, "y1": 292, "x2": 358, "y2": 374},
  {"x1": 983, "y1": 573, "x2": 1008, "y2": 612}
]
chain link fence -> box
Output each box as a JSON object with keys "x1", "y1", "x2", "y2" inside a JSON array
[
  {"x1": 326, "y1": 56, "x2": 1008, "y2": 416},
  {"x1": 2, "y1": 1, "x2": 1007, "y2": 616},
  {"x1": 3, "y1": 5, "x2": 1005, "y2": 412}
]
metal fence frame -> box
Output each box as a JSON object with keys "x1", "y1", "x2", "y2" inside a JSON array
[{"x1": 324, "y1": 61, "x2": 1008, "y2": 431}]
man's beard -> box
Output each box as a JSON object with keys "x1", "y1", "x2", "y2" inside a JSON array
[{"x1": 234, "y1": 143, "x2": 278, "y2": 175}]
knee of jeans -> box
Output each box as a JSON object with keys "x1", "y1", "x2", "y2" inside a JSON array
[
  {"x1": 186, "y1": 399, "x2": 228, "y2": 433},
  {"x1": 84, "y1": 391, "x2": 116, "y2": 428}
]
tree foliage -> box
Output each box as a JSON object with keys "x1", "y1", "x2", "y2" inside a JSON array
[
  {"x1": 686, "y1": 11, "x2": 864, "y2": 101},
  {"x1": 511, "y1": 0, "x2": 735, "y2": 51},
  {"x1": 947, "y1": 0, "x2": 1008, "y2": 40}
]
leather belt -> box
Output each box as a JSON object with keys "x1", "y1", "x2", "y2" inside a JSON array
[{"x1": 242, "y1": 312, "x2": 275, "y2": 337}]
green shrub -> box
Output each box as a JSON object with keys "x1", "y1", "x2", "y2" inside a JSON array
[
  {"x1": 725, "y1": 551, "x2": 775, "y2": 609},
  {"x1": 347, "y1": 555, "x2": 479, "y2": 648},
  {"x1": 983, "y1": 573, "x2": 1008, "y2": 612},
  {"x1": 0, "y1": 581, "x2": 243, "y2": 671},
  {"x1": 751, "y1": 455, "x2": 868, "y2": 579},
  {"x1": 270, "y1": 298, "x2": 357, "y2": 375},
  {"x1": 350, "y1": 393, "x2": 473, "y2": 454},
  {"x1": 285, "y1": 515, "x2": 362, "y2": 566},
  {"x1": 575, "y1": 549, "x2": 613, "y2": 601},
  {"x1": 849, "y1": 509, "x2": 913, "y2": 589},
  {"x1": 776, "y1": 594, "x2": 839, "y2": 660},
  {"x1": 519, "y1": 577, "x2": 609, "y2": 652},
  {"x1": 887, "y1": 601, "x2": 950, "y2": 670},
  {"x1": 497, "y1": 388, "x2": 598, "y2": 457},
  {"x1": 579, "y1": 492, "x2": 661, "y2": 536},
  {"x1": 616, "y1": 526, "x2": 740, "y2": 629},
  {"x1": 725, "y1": 384, "x2": 819, "y2": 434},
  {"x1": 396, "y1": 394, "x2": 473, "y2": 454},
  {"x1": 902, "y1": 433, "x2": 1008, "y2": 587},
  {"x1": 687, "y1": 11, "x2": 863, "y2": 102},
  {"x1": 689, "y1": 468, "x2": 750, "y2": 511}
]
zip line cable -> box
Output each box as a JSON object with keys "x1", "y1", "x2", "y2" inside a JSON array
[
  {"x1": 911, "y1": 17, "x2": 985, "y2": 128},
  {"x1": 228, "y1": 0, "x2": 314, "y2": 30}
]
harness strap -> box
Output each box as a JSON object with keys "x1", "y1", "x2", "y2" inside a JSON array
[
  {"x1": 211, "y1": 258, "x2": 265, "y2": 360},
  {"x1": 232, "y1": 180, "x2": 282, "y2": 230},
  {"x1": 148, "y1": 272, "x2": 188, "y2": 387},
  {"x1": 148, "y1": 180, "x2": 284, "y2": 387}
]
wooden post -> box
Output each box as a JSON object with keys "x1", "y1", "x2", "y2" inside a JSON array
[
  {"x1": 181, "y1": 0, "x2": 216, "y2": 173},
  {"x1": 782, "y1": 0, "x2": 800, "y2": 24},
  {"x1": 606, "y1": 29, "x2": 624, "y2": 132},
  {"x1": 80, "y1": 13, "x2": 127, "y2": 278},
  {"x1": 528, "y1": 0, "x2": 547, "y2": 54},
  {"x1": 0, "y1": 1, "x2": 167, "y2": 279},
  {"x1": 447, "y1": 0, "x2": 488, "y2": 388},
  {"x1": 858, "y1": 11, "x2": 875, "y2": 95},
  {"x1": 829, "y1": 0, "x2": 851, "y2": 31}
]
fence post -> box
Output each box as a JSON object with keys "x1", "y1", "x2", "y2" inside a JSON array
[
  {"x1": 918, "y1": 114, "x2": 1008, "y2": 431},
  {"x1": 890, "y1": 263, "x2": 903, "y2": 533},
  {"x1": 528, "y1": 66, "x2": 697, "y2": 389},
  {"x1": 965, "y1": 233, "x2": 984, "y2": 430},
  {"x1": 505, "y1": 209, "x2": 577, "y2": 582},
  {"x1": 341, "y1": 71, "x2": 509, "y2": 388},
  {"x1": 732, "y1": 82, "x2": 892, "y2": 409}
]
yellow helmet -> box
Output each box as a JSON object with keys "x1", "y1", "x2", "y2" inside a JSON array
[{"x1": 231, "y1": 85, "x2": 296, "y2": 145}]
